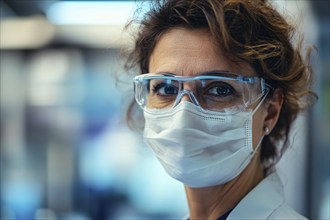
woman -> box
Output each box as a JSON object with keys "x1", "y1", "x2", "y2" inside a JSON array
[{"x1": 125, "y1": 0, "x2": 316, "y2": 219}]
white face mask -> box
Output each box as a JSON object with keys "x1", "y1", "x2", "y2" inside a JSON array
[{"x1": 143, "y1": 101, "x2": 264, "y2": 188}]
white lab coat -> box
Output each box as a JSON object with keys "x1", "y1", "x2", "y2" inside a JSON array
[{"x1": 227, "y1": 172, "x2": 307, "y2": 219}]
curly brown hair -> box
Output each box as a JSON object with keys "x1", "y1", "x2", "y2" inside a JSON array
[{"x1": 124, "y1": 0, "x2": 317, "y2": 171}]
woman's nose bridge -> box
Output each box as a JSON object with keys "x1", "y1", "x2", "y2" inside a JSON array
[
  {"x1": 172, "y1": 80, "x2": 201, "y2": 107},
  {"x1": 180, "y1": 95, "x2": 191, "y2": 102},
  {"x1": 180, "y1": 90, "x2": 194, "y2": 101},
  {"x1": 182, "y1": 81, "x2": 198, "y2": 94},
  {"x1": 178, "y1": 81, "x2": 200, "y2": 105}
]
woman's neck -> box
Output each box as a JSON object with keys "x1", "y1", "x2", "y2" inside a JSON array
[{"x1": 184, "y1": 157, "x2": 264, "y2": 220}]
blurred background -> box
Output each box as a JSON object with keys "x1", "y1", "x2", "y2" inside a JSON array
[{"x1": 0, "y1": 0, "x2": 329, "y2": 220}]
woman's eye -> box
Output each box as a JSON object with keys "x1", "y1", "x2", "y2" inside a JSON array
[
  {"x1": 206, "y1": 84, "x2": 233, "y2": 96},
  {"x1": 152, "y1": 83, "x2": 178, "y2": 95}
]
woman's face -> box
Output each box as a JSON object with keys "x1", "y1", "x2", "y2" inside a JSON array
[{"x1": 148, "y1": 27, "x2": 269, "y2": 148}]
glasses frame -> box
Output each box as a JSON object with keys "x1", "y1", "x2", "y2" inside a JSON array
[{"x1": 133, "y1": 72, "x2": 272, "y2": 113}]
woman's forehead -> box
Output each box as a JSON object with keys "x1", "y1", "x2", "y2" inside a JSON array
[{"x1": 148, "y1": 28, "x2": 256, "y2": 77}]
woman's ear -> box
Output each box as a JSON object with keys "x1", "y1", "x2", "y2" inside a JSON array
[{"x1": 263, "y1": 88, "x2": 284, "y2": 133}]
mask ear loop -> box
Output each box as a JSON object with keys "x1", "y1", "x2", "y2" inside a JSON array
[
  {"x1": 251, "y1": 134, "x2": 264, "y2": 156},
  {"x1": 251, "y1": 88, "x2": 270, "y2": 115},
  {"x1": 248, "y1": 91, "x2": 272, "y2": 163},
  {"x1": 246, "y1": 90, "x2": 271, "y2": 163}
]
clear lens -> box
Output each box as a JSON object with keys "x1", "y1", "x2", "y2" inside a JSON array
[{"x1": 134, "y1": 73, "x2": 269, "y2": 113}]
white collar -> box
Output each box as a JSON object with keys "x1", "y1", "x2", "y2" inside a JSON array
[{"x1": 228, "y1": 172, "x2": 285, "y2": 219}]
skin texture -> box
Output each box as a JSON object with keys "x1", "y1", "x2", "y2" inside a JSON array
[{"x1": 149, "y1": 28, "x2": 283, "y2": 219}]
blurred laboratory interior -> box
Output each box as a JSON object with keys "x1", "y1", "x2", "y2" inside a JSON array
[{"x1": 0, "y1": 0, "x2": 329, "y2": 220}]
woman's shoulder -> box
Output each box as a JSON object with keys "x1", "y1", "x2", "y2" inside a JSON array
[{"x1": 268, "y1": 202, "x2": 307, "y2": 219}]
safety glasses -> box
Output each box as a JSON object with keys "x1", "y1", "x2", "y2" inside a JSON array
[{"x1": 133, "y1": 72, "x2": 271, "y2": 114}]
